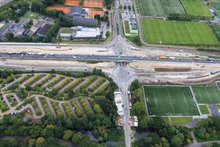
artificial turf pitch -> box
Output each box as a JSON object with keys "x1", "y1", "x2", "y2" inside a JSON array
[
  {"x1": 144, "y1": 86, "x2": 199, "y2": 116},
  {"x1": 182, "y1": 0, "x2": 211, "y2": 17},
  {"x1": 142, "y1": 19, "x2": 219, "y2": 45},
  {"x1": 138, "y1": 0, "x2": 184, "y2": 16},
  {"x1": 192, "y1": 84, "x2": 220, "y2": 103}
]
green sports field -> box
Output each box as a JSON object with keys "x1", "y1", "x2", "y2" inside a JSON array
[
  {"x1": 217, "y1": 82, "x2": 220, "y2": 89},
  {"x1": 142, "y1": 19, "x2": 219, "y2": 45},
  {"x1": 138, "y1": 0, "x2": 185, "y2": 16},
  {"x1": 182, "y1": 0, "x2": 211, "y2": 17},
  {"x1": 199, "y1": 105, "x2": 209, "y2": 114},
  {"x1": 211, "y1": 25, "x2": 220, "y2": 41},
  {"x1": 192, "y1": 84, "x2": 220, "y2": 103},
  {"x1": 144, "y1": 86, "x2": 199, "y2": 116},
  {"x1": 211, "y1": 2, "x2": 220, "y2": 17}
]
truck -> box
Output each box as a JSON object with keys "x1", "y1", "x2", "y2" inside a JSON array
[
  {"x1": 159, "y1": 56, "x2": 167, "y2": 59},
  {"x1": 169, "y1": 57, "x2": 175, "y2": 60}
]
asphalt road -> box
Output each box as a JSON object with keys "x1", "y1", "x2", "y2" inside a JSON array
[{"x1": 1, "y1": 52, "x2": 220, "y2": 64}]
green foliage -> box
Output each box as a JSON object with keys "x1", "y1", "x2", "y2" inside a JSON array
[
  {"x1": 195, "y1": 117, "x2": 220, "y2": 141},
  {"x1": 17, "y1": 87, "x2": 28, "y2": 100},
  {"x1": 133, "y1": 117, "x2": 193, "y2": 147},
  {"x1": 0, "y1": 0, "x2": 29, "y2": 21},
  {"x1": 5, "y1": 32, "x2": 14, "y2": 41},
  {"x1": 131, "y1": 81, "x2": 193, "y2": 147},
  {"x1": 104, "y1": 0, "x2": 113, "y2": 9},
  {"x1": 63, "y1": 130, "x2": 73, "y2": 140}
]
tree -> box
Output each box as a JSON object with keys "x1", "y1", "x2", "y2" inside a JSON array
[
  {"x1": 171, "y1": 133, "x2": 184, "y2": 147},
  {"x1": 15, "y1": 18, "x2": 19, "y2": 23},
  {"x1": 94, "y1": 14, "x2": 101, "y2": 20},
  {"x1": 72, "y1": 133, "x2": 82, "y2": 144},
  {"x1": 25, "y1": 85, "x2": 32, "y2": 91},
  {"x1": 79, "y1": 0, "x2": 85, "y2": 6},
  {"x1": 134, "y1": 36, "x2": 141, "y2": 46},
  {"x1": 57, "y1": 0, "x2": 64, "y2": 5},
  {"x1": 36, "y1": 137, "x2": 45, "y2": 147},
  {"x1": 63, "y1": 130, "x2": 73, "y2": 140},
  {"x1": 70, "y1": 35, "x2": 73, "y2": 41},
  {"x1": 28, "y1": 139, "x2": 36, "y2": 147},
  {"x1": 94, "y1": 104, "x2": 102, "y2": 114},
  {"x1": 5, "y1": 32, "x2": 14, "y2": 41},
  {"x1": 131, "y1": 101, "x2": 145, "y2": 117},
  {"x1": 139, "y1": 116, "x2": 151, "y2": 130}
]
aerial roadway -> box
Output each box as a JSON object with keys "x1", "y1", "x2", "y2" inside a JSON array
[{"x1": 1, "y1": 52, "x2": 219, "y2": 64}]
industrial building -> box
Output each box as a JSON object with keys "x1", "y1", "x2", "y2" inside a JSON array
[
  {"x1": 36, "y1": 24, "x2": 53, "y2": 37},
  {"x1": 72, "y1": 16, "x2": 98, "y2": 28},
  {"x1": 114, "y1": 92, "x2": 124, "y2": 116},
  {"x1": 0, "y1": 19, "x2": 29, "y2": 40},
  {"x1": 60, "y1": 26, "x2": 100, "y2": 39},
  {"x1": 67, "y1": 6, "x2": 88, "y2": 17}
]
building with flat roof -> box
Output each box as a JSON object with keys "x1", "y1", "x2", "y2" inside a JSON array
[
  {"x1": 114, "y1": 91, "x2": 124, "y2": 116},
  {"x1": 67, "y1": 6, "x2": 88, "y2": 17},
  {"x1": 73, "y1": 16, "x2": 98, "y2": 28},
  {"x1": 36, "y1": 24, "x2": 52, "y2": 37},
  {"x1": 60, "y1": 26, "x2": 100, "y2": 39}
]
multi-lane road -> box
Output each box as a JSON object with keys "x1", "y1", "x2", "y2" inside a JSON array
[
  {"x1": 0, "y1": 0, "x2": 220, "y2": 146},
  {"x1": 1, "y1": 52, "x2": 220, "y2": 64}
]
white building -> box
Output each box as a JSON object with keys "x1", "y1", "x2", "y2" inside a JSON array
[
  {"x1": 60, "y1": 26, "x2": 100, "y2": 40},
  {"x1": 114, "y1": 91, "x2": 124, "y2": 116}
]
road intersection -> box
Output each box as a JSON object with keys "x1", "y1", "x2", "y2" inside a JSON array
[{"x1": 0, "y1": 0, "x2": 220, "y2": 146}]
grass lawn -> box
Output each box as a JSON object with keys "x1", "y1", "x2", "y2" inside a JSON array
[
  {"x1": 162, "y1": 117, "x2": 170, "y2": 124},
  {"x1": 124, "y1": 21, "x2": 130, "y2": 34},
  {"x1": 22, "y1": 11, "x2": 39, "y2": 19},
  {"x1": 138, "y1": 0, "x2": 184, "y2": 16},
  {"x1": 182, "y1": 0, "x2": 211, "y2": 17},
  {"x1": 171, "y1": 117, "x2": 193, "y2": 126},
  {"x1": 142, "y1": 19, "x2": 219, "y2": 45},
  {"x1": 61, "y1": 27, "x2": 72, "y2": 33},
  {"x1": 107, "y1": 129, "x2": 124, "y2": 141},
  {"x1": 199, "y1": 105, "x2": 210, "y2": 114},
  {"x1": 144, "y1": 86, "x2": 199, "y2": 116},
  {"x1": 192, "y1": 84, "x2": 220, "y2": 103},
  {"x1": 138, "y1": 86, "x2": 147, "y2": 114}
]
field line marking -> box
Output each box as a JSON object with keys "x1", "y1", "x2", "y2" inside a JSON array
[
  {"x1": 215, "y1": 81, "x2": 220, "y2": 92},
  {"x1": 166, "y1": 87, "x2": 175, "y2": 114},
  {"x1": 190, "y1": 86, "x2": 201, "y2": 116},
  {"x1": 142, "y1": 86, "x2": 150, "y2": 115},
  {"x1": 185, "y1": 23, "x2": 195, "y2": 44},
  {"x1": 183, "y1": 92, "x2": 189, "y2": 114},
  {"x1": 213, "y1": 89, "x2": 219, "y2": 102},
  {"x1": 205, "y1": 87, "x2": 212, "y2": 103}
]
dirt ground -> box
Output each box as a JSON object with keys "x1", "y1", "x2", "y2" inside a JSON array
[
  {"x1": 128, "y1": 49, "x2": 197, "y2": 58},
  {"x1": 130, "y1": 61, "x2": 220, "y2": 72},
  {"x1": 0, "y1": 59, "x2": 114, "y2": 70},
  {"x1": 0, "y1": 46, "x2": 113, "y2": 55}
]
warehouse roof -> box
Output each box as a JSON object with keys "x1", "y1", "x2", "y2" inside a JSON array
[
  {"x1": 37, "y1": 24, "x2": 52, "y2": 36},
  {"x1": 73, "y1": 16, "x2": 98, "y2": 28}
]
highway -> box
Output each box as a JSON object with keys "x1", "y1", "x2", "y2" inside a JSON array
[
  {"x1": 1, "y1": 52, "x2": 220, "y2": 64},
  {"x1": 0, "y1": 0, "x2": 219, "y2": 146}
]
